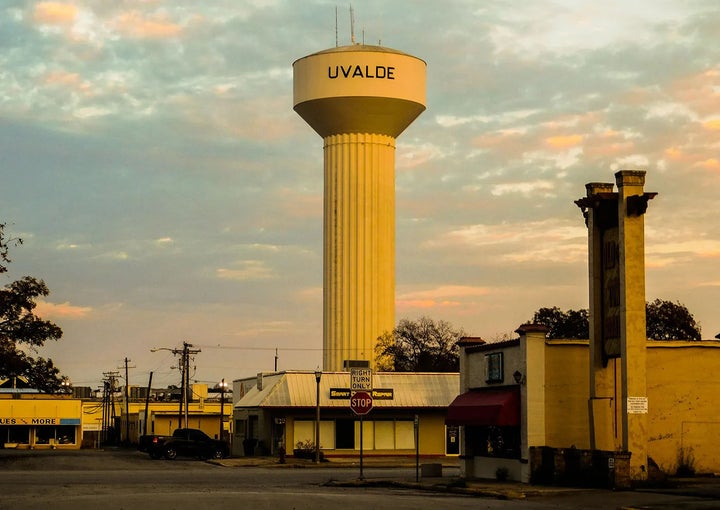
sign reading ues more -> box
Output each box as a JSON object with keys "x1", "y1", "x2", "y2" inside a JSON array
[{"x1": 350, "y1": 391, "x2": 373, "y2": 416}]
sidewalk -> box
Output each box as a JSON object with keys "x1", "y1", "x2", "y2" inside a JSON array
[
  {"x1": 210, "y1": 455, "x2": 584, "y2": 499},
  {"x1": 211, "y1": 455, "x2": 720, "y2": 503}
]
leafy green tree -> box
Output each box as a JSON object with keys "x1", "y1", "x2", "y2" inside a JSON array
[
  {"x1": 374, "y1": 316, "x2": 465, "y2": 372},
  {"x1": 530, "y1": 300, "x2": 701, "y2": 340},
  {"x1": 0, "y1": 223, "x2": 65, "y2": 392}
]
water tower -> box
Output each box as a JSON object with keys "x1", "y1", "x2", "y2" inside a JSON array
[{"x1": 293, "y1": 44, "x2": 426, "y2": 371}]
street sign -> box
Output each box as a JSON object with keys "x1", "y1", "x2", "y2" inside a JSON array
[
  {"x1": 350, "y1": 368, "x2": 373, "y2": 391},
  {"x1": 350, "y1": 391, "x2": 373, "y2": 415}
]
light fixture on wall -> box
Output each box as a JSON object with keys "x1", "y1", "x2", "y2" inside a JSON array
[{"x1": 513, "y1": 370, "x2": 524, "y2": 385}]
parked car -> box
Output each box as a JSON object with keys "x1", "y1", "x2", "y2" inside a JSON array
[{"x1": 139, "y1": 428, "x2": 229, "y2": 460}]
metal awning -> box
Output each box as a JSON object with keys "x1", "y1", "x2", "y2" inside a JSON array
[{"x1": 445, "y1": 387, "x2": 520, "y2": 426}]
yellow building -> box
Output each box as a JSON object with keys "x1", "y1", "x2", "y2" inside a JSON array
[
  {"x1": 452, "y1": 326, "x2": 720, "y2": 482},
  {"x1": 1, "y1": 391, "x2": 82, "y2": 449},
  {"x1": 0, "y1": 383, "x2": 232, "y2": 450},
  {"x1": 232, "y1": 371, "x2": 459, "y2": 458},
  {"x1": 90, "y1": 383, "x2": 232, "y2": 445}
]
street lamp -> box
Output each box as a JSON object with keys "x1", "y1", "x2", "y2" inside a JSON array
[
  {"x1": 314, "y1": 370, "x2": 322, "y2": 463},
  {"x1": 60, "y1": 380, "x2": 72, "y2": 394},
  {"x1": 219, "y1": 379, "x2": 228, "y2": 442},
  {"x1": 150, "y1": 346, "x2": 184, "y2": 428}
]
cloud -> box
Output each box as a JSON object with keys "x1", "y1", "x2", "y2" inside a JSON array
[
  {"x1": 696, "y1": 159, "x2": 720, "y2": 171},
  {"x1": 216, "y1": 260, "x2": 277, "y2": 281},
  {"x1": 434, "y1": 220, "x2": 587, "y2": 265},
  {"x1": 648, "y1": 239, "x2": 720, "y2": 259},
  {"x1": 35, "y1": 300, "x2": 92, "y2": 320},
  {"x1": 114, "y1": 10, "x2": 182, "y2": 39},
  {"x1": 491, "y1": 180, "x2": 555, "y2": 196},
  {"x1": 545, "y1": 134, "x2": 583, "y2": 149},
  {"x1": 396, "y1": 285, "x2": 493, "y2": 311},
  {"x1": 33, "y1": 2, "x2": 78, "y2": 25}
]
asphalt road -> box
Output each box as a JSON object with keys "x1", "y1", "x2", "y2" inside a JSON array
[{"x1": 1, "y1": 449, "x2": 718, "y2": 510}]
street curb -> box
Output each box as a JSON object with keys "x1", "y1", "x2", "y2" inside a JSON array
[{"x1": 323, "y1": 479, "x2": 529, "y2": 499}]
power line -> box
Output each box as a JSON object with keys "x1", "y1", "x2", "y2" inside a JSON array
[{"x1": 197, "y1": 344, "x2": 322, "y2": 351}]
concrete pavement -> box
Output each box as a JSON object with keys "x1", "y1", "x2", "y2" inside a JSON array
[
  {"x1": 211, "y1": 455, "x2": 720, "y2": 504},
  {"x1": 210, "y1": 455, "x2": 589, "y2": 499}
]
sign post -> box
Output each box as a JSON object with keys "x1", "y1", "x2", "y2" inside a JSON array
[
  {"x1": 350, "y1": 369, "x2": 373, "y2": 479},
  {"x1": 414, "y1": 414, "x2": 419, "y2": 482},
  {"x1": 350, "y1": 390, "x2": 373, "y2": 479}
]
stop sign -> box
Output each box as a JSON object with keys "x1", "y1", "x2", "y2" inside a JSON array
[{"x1": 350, "y1": 391, "x2": 373, "y2": 416}]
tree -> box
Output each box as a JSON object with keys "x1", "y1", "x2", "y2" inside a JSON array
[
  {"x1": 530, "y1": 307, "x2": 589, "y2": 339},
  {"x1": 0, "y1": 223, "x2": 65, "y2": 392},
  {"x1": 529, "y1": 300, "x2": 701, "y2": 340},
  {"x1": 374, "y1": 316, "x2": 466, "y2": 372},
  {"x1": 645, "y1": 299, "x2": 701, "y2": 341}
]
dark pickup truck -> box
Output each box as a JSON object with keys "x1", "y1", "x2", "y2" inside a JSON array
[{"x1": 139, "y1": 428, "x2": 229, "y2": 460}]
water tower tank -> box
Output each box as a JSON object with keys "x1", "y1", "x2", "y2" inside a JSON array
[{"x1": 294, "y1": 44, "x2": 426, "y2": 371}]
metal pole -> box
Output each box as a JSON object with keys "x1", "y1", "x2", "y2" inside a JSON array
[
  {"x1": 219, "y1": 379, "x2": 225, "y2": 441},
  {"x1": 101, "y1": 382, "x2": 108, "y2": 446},
  {"x1": 183, "y1": 342, "x2": 190, "y2": 429},
  {"x1": 415, "y1": 414, "x2": 419, "y2": 482},
  {"x1": 124, "y1": 357, "x2": 131, "y2": 444},
  {"x1": 143, "y1": 372, "x2": 153, "y2": 437},
  {"x1": 314, "y1": 371, "x2": 321, "y2": 463},
  {"x1": 360, "y1": 415, "x2": 364, "y2": 480},
  {"x1": 178, "y1": 349, "x2": 184, "y2": 429}
]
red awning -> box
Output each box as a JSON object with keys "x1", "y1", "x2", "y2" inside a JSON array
[{"x1": 446, "y1": 388, "x2": 520, "y2": 426}]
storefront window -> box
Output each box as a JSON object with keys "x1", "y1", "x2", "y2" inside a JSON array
[
  {"x1": 35, "y1": 427, "x2": 54, "y2": 444},
  {"x1": 467, "y1": 425, "x2": 520, "y2": 459},
  {"x1": 8, "y1": 426, "x2": 30, "y2": 444},
  {"x1": 57, "y1": 426, "x2": 76, "y2": 444},
  {"x1": 34, "y1": 426, "x2": 76, "y2": 445}
]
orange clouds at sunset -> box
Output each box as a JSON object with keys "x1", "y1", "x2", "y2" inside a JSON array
[
  {"x1": 33, "y1": 2, "x2": 78, "y2": 24},
  {"x1": 115, "y1": 11, "x2": 182, "y2": 38},
  {"x1": 396, "y1": 299, "x2": 461, "y2": 310},
  {"x1": 696, "y1": 159, "x2": 720, "y2": 171},
  {"x1": 545, "y1": 134, "x2": 583, "y2": 149},
  {"x1": 35, "y1": 301, "x2": 92, "y2": 320}
]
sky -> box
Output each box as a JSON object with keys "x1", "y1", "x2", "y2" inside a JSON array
[{"x1": 2, "y1": 0, "x2": 719, "y2": 391}]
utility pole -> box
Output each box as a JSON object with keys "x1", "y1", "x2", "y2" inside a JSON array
[
  {"x1": 219, "y1": 378, "x2": 227, "y2": 441},
  {"x1": 102, "y1": 371, "x2": 120, "y2": 445},
  {"x1": 143, "y1": 371, "x2": 153, "y2": 437},
  {"x1": 181, "y1": 342, "x2": 201, "y2": 429},
  {"x1": 152, "y1": 342, "x2": 200, "y2": 430},
  {"x1": 118, "y1": 357, "x2": 135, "y2": 444}
]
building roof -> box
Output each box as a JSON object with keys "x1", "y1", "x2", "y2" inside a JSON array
[{"x1": 234, "y1": 371, "x2": 459, "y2": 410}]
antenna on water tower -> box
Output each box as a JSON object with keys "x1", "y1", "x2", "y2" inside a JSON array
[
  {"x1": 335, "y1": 6, "x2": 338, "y2": 47},
  {"x1": 379, "y1": 12, "x2": 382, "y2": 45},
  {"x1": 350, "y1": 4, "x2": 355, "y2": 44}
]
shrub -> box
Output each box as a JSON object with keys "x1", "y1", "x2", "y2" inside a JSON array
[
  {"x1": 495, "y1": 467, "x2": 510, "y2": 481},
  {"x1": 676, "y1": 448, "x2": 696, "y2": 477}
]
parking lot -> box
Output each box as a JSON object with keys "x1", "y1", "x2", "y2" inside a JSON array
[{"x1": 2, "y1": 448, "x2": 720, "y2": 510}]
